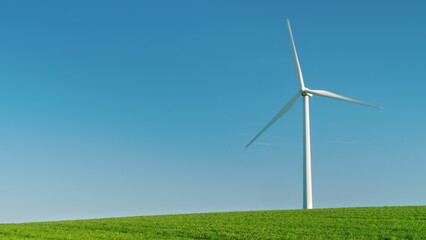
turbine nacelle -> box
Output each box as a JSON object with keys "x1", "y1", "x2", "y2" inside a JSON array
[{"x1": 301, "y1": 88, "x2": 313, "y2": 97}]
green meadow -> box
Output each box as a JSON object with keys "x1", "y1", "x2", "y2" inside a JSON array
[{"x1": 0, "y1": 206, "x2": 425, "y2": 239}]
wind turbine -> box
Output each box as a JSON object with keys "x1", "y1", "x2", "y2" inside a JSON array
[{"x1": 246, "y1": 19, "x2": 381, "y2": 209}]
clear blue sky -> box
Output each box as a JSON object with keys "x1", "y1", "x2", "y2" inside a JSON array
[{"x1": 0, "y1": 0, "x2": 425, "y2": 223}]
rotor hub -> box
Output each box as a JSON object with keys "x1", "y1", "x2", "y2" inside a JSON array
[{"x1": 301, "y1": 89, "x2": 312, "y2": 97}]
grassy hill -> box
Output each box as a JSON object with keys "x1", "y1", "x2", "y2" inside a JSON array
[{"x1": 0, "y1": 206, "x2": 425, "y2": 239}]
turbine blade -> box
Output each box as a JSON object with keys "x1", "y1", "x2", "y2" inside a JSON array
[
  {"x1": 246, "y1": 91, "x2": 301, "y2": 148},
  {"x1": 287, "y1": 19, "x2": 305, "y2": 89},
  {"x1": 305, "y1": 89, "x2": 382, "y2": 109}
]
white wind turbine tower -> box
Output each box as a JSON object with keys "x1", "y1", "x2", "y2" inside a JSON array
[{"x1": 246, "y1": 19, "x2": 382, "y2": 209}]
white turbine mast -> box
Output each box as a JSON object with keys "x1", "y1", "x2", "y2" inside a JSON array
[{"x1": 246, "y1": 19, "x2": 381, "y2": 209}]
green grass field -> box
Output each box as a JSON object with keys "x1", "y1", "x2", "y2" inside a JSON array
[{"x1": 0, "y1": 206, "x2": 425, "y2": 239}]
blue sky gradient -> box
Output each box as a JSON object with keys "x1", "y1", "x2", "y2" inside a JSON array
[{"x1": 0, "y1": 0, "x2": 425, "y2": 222}]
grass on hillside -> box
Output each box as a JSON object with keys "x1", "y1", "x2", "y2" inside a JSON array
[{"x1": 0, "y1": 206, "x2": 425, "y2": 239}]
